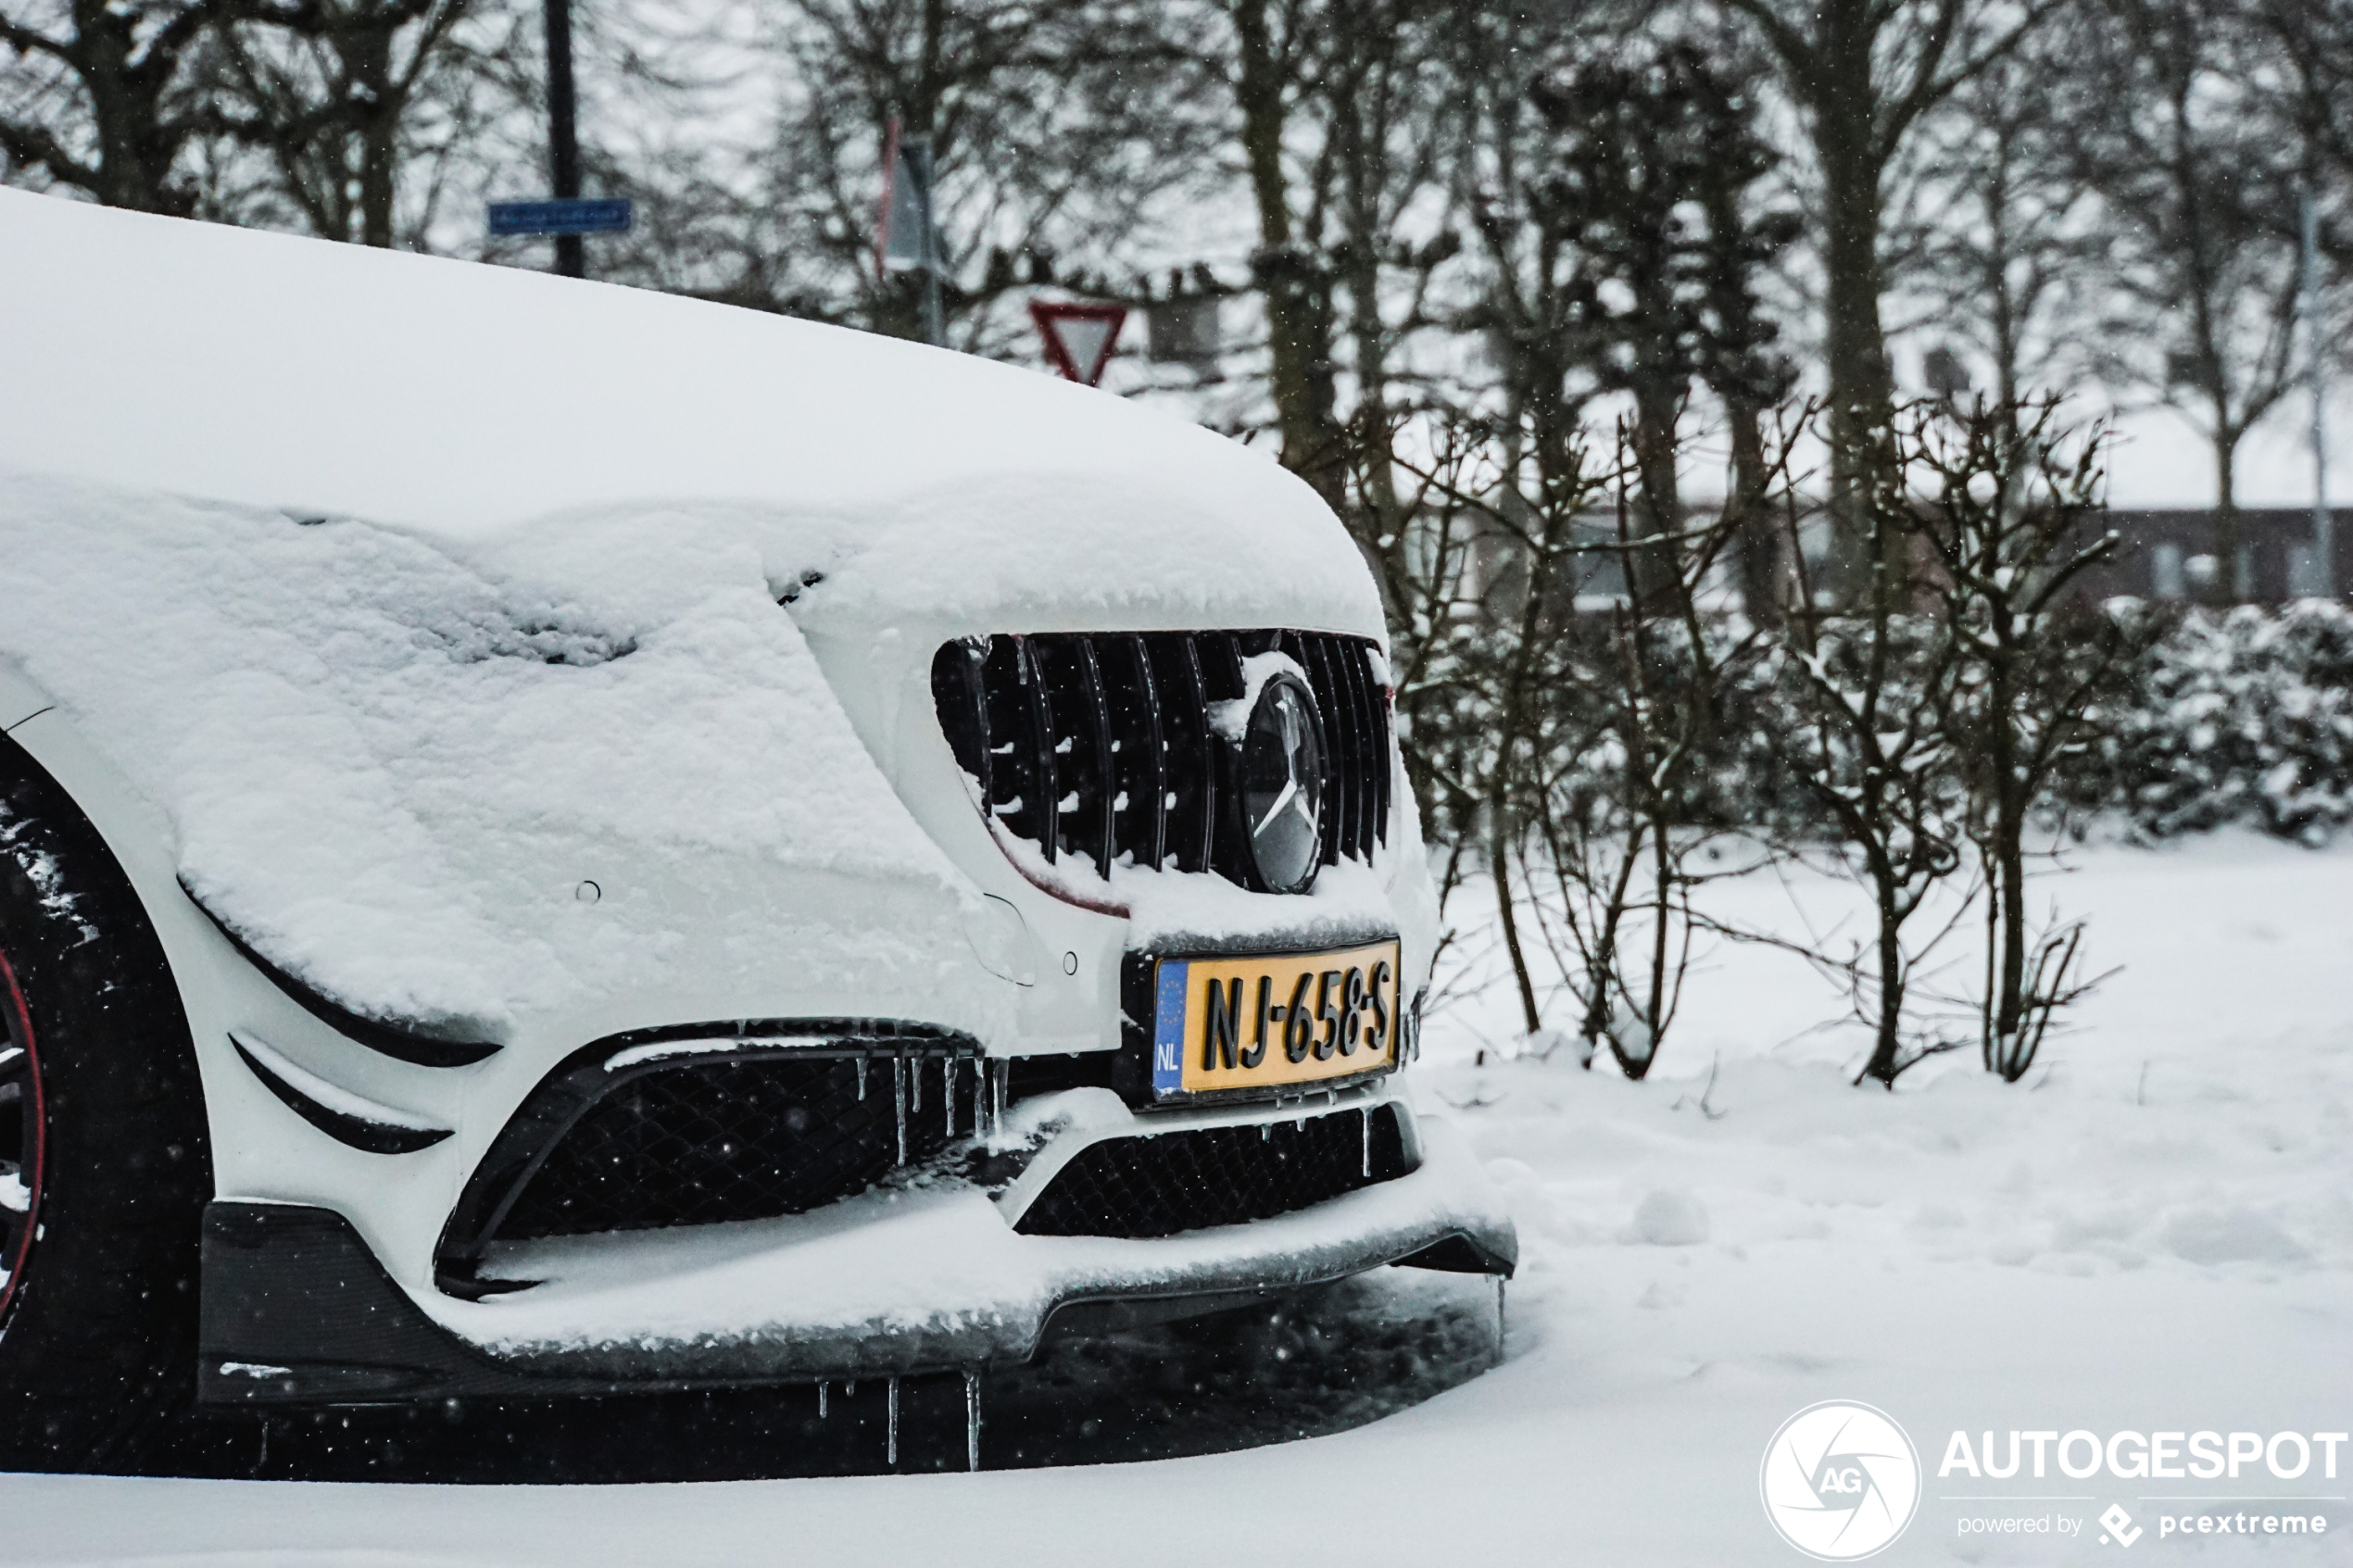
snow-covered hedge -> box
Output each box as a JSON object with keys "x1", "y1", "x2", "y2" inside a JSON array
[
  {"x1": 2086, "y1": 600, "x2": 2353, "y2": 843},
  {"x1": 1407, "y1": 600, "x2": 2353, "y2": 852}
]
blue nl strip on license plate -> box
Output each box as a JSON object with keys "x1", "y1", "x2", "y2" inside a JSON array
[{"x1": 1152, "y1": 960, "x2": 1189, "y2": 1097}]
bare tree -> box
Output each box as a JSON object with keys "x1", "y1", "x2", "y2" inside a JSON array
[
  {"x1": 202, "y1": 0, "x2": 475, "y2": 246},
  {"x1": 1909, "y1": 395, "x2": 2120, "y2": 1079},
  {"x1": 1322, "y1": 0, "x2": 1467, "y2": 533},
  {"x1": 2071, "y1": 0, "x2": 2306, "y2": 592},
  {"x1": 578, "y1": 0, "x2": 1214, "y2": 352},
  {"x1": 1342, "y1": 410, "x2": 1523, "y2": 1020},
  {"x1": 1529, "y1": 43, "x2": 1714, "y2": 582},
  {"x1": 0, "y1": 0, "x2": 254, "y2": 212},
  {"x1": 1218, "y1": 0, "x2": 1346, "y2": 499},
  {"x1": 1453, "y1": 6, "x2": 1608, "y2": 508},
  {"x1": 1523, "y1": 37, "x2": 1798, "y2": 613},
  {"x1": 1768, "y1": 408, "x2": 1970, "y2": 1085},
  {"x1": 1905, "y1": 37, "x2": 2103, "y2": 411},
  {"x1": 1368, "y1": 409, "x2": 1615, "y2": 1039},
  {"x1": 1680, "y1": 42, "x2": 1805, "y2": 625},
  {"x1": 1191, "y1": 0, "x2": 1473, "y2": 508},
  {"x1": 1522, "y1": 422, "x2": 1788, "y2": 1079},
  {"x1": 1716, "y1": 0, "x2": 2057, "y2": 590},
  {"x1": 2247, "y1": 0, "x2": 2353, "y2": 211}
]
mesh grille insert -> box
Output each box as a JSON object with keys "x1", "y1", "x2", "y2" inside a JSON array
[{"x1": 1013, "y1": 1102, "x2": 1412, "y2": 1239}]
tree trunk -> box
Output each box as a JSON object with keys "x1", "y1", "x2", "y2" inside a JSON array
[
  {"x1": 1488, "y1": 495, "x2": 1559, "y2": 1042},
  {"x1": 1858, "y1": 872, "x2": 1906, "y2": 1086},
  {"x1": 1490, "y1": 798, "x2": 1542, "y2": 1037},
  {"x1": 81, "y1": 13, "x2": 189, "y2": 215},
  {"x1": 2212, "y1": 422, "x2": 2246, "y2": 602},
  {"x1": 1347, "y1": 294, "x2": 1399, "y2": 533},
  {"x1": 1812, "y1": 42, "x2": 1895, "y2": 605},
  {"x1": 1340, "y1": 152, "x2": 1399, "y2": 545},
  {"x1": 1988, "y1": 658, "x2": 2029, "y2": 1062},
  {"x1": 1232, "y1": 0, "x2": 1345, "y2": 507},
  {"x1": 1727, "y1": 395, "x2": 1783, "y2": 625},
  {"x1": 1993, "y1": 809, "x2": 2028, "y2": 1058},
  {"x1": 1629, "y1": 383, "x2": 1682, "y2": 615}
]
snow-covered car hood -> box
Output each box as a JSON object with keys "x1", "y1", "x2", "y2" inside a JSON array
[
  {"x1": 0, "y1": 189, "x2": 1381, "y2": 636},
  {"x1": 0, "y1": 193, "x2": 1387, "y2": 1041}
]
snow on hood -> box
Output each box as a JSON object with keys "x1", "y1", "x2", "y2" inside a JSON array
[
  {"x1": 0, "y1": 469, "x2": 989, "y2": 1038},
  {"x1": 0, "y1": 190, "x2": 1383, "y2": 636},
  {"x1": 0, "y1": 194, "x2": 1386, "y2": 1035}
]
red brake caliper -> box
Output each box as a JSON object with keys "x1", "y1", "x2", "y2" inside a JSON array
[{"x1": 0, "y1": 947, "x2": 44, "y2": 1324}]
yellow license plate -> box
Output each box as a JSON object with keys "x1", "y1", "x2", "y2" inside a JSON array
[{"x1": 1148, "y1": 941, "x2": 1402, "y2": 1098}]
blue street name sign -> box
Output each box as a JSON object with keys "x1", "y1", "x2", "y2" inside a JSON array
[{"x1": 487, "y1": 198, "x2": 634, "y2": 237}]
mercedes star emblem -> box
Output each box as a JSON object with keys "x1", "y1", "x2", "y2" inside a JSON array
[{"x1": 1239, "y1": 672, "x2": 1326, "y2": 894}]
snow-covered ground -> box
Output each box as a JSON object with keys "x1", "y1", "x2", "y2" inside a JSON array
[{"x1": 5, "y1": 833, "x2": 2347, "y2": 1564}]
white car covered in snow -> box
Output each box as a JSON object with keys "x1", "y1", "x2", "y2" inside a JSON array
[{"x1": 0, "y1": 190, "x2": 1513, "y2": 1468}]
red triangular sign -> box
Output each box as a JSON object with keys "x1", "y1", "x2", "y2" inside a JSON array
[{"x1": 1030, "y1": 300, "x2": 1127, "y2": 386}]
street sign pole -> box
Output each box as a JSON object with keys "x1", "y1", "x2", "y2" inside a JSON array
[
  {"x1": 486, "y1": 0, "x2": 626, "y2": 259},
  {"x1": 544, "y1": 0, "x2": 584, "y2": 279}
]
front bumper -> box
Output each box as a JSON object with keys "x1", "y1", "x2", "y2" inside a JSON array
[{"x1": 197, "y1": 1102, "x2": 1514, "y2": 1406}]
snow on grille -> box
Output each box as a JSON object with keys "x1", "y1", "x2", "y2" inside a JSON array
[{"x1": 1014, "y1": 1102, "x2": 1412, "y2": 1239}]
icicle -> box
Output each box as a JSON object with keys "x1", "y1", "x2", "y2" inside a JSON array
[
  {"x1": 887, "y1": 1375, "x2": 900, "y2": 1466},
  {"x1": 1361, "y1": 1105, "x2": 1371, "y2": 1177},
  {"x1": 856, "y1": 1055, "x2": 867, "y2": 1101},
  {"x1": 893, "y1": 1054, "x2": 908, "y2": 1166},
  {"x1": 1260, "y1": 1123, "x2": 1269, "y2": 1142},
  {"x1": 818, "y1": 1379, "x2": 829, "y2": 1419},
  {"x1": 964, "y1": 1369, "x2": 983, "y2": 1473},
  {"x1": 911, "y1": 1050, "x2": 923, "y2": 1116},
  {"x1": 1493, "y1": 1275, "x2": 1507, "y2": 1361},
  {"x1": 943, "y1": 1056, "x2": 955, "y2": 1140},
  {"x1": 992, "y1": 1059, "x2": 1008, "y2": 1129}
]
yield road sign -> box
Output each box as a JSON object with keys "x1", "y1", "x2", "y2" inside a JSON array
[{"x1": 1030, "y1": 300, "x2": 1127, "y2": 386}]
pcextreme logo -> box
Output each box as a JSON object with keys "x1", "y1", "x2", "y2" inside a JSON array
[{"x1": 1761, "y1": 1400, "x2": 1924, "y2": 1560}]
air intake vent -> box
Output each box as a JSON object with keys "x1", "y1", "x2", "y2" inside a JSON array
[
  {"x1": 438, "y1": 1029, "x2": 978, "y2": 1277},
  {"x1": 492, "y1": 1054, "x2": 961, "y2": 1239},
  {"x1": 930, "y1": 631, "x2": 1392, "y2": 886},
  {"x1": 1014, "y1": 1102, "x2": 1413, "y2": 1238}
]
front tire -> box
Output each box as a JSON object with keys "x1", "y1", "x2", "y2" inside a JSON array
[{"x1": 0, "y1": 736, "x2": 210, "y2": 1472}]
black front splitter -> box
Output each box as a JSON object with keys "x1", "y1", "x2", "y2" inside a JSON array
[{"x1": 196, "y1": 1201, "x2": 1512, "y2": 1408}]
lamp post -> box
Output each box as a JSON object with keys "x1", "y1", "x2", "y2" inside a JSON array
[{"x1": 2301, "y1": 183, "x2": 2334, "y2": 597}]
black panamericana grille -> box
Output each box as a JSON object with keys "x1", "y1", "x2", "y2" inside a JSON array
[
  {"x1": 931, "y1": 631, "x2": 1393, "y2": 887},
  {"x1": 439, "y1": 1035, "x2": 979, "y2": 1274},
  {"x1": 1014, "y1": 1102, "x2": 1413, "y2": 1238}
]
